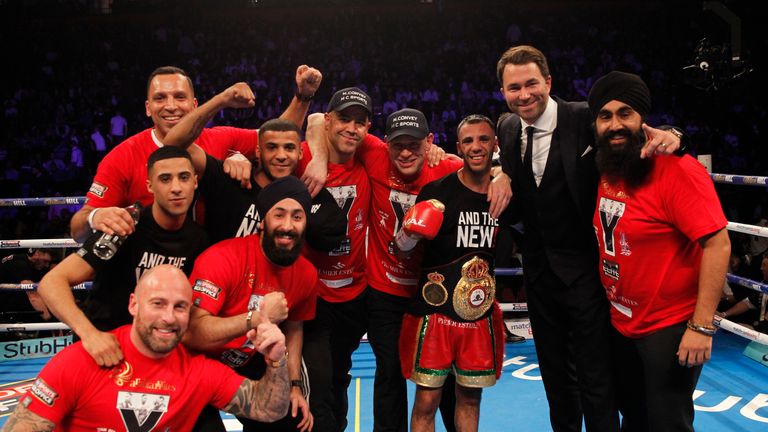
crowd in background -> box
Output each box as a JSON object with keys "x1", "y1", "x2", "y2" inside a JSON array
[{"x1": 0, "y1": 0, "x2": 765, "y2": 273}]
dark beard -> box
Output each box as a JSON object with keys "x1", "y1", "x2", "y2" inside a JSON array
[
  {"x1": 135, "y1": 315, "x2": 181, "y2": 355},
  {"x1": 262, "y1": 227, "x2": 304, "y2": 266},
  {"x1": 595, "y1": 129, "x2": 652, "y2": 188}
]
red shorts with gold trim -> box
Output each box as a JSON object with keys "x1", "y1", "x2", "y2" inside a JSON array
[{"x1": 399, "y1": 302, "x2": 504, "y2": 388}]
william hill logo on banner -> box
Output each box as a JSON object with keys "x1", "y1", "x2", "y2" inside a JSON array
[{"x1": 0, "y1": 336, "x2": 73, "y2": 363}]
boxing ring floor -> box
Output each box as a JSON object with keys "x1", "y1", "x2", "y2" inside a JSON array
[{"x1": 0, "y1": 330, "x2": 765, "y2": 431}]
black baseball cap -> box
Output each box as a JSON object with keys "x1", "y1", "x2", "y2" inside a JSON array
[
  {"x1": 326, "y1": 87, "x2": 373, "y2": 116},
  {"x1": 386, "y1": 108, "x2": 429, "y2": 141}
]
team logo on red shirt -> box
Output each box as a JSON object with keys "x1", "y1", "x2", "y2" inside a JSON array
[
  {"x1": 89, "y1": 182, "x2": 108, "y2": 198},
  {"x1": 117, "y1": 391, "x2": 169, "y2": 431},
  {"x1": 193, "y1": 279, "x2": 221, "y2": 299},
  {"x1": 29, "y1": 378, "x2": 58, "y2": 407}
]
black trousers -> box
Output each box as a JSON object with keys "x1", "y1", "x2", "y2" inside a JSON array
[
  {"x1": 303, "y1": 292, "x2": 368, "y2": 432},
  {"x1": 525, "y1": 266, "x2": 618, "y2": 432},
  {"x1": 612, "y1": 322, "x2": 702, "y2": 432},
  {"x1": 365, "y1": 286, "x2": 457, "y2": 432}
]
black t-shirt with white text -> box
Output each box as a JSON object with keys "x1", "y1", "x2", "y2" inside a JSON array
[
  {"x1": 79, "y1": 206, "x2": 208, "y2": 331},
  {"x1": 407, "y1": 172, "x2": 511, "y2": 319}
]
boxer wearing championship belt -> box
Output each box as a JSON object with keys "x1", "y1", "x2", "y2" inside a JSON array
[
  {"x1": 413, "y1": 252, "x2": 496, "y2": 322},
  {"x1": 453, "y1": 255, "x2": 495, "y2": 321},
  {"x1": 398, "y1": 115, "x2": 512, "y2": 432}
]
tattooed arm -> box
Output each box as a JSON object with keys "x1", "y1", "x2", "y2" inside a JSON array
[
  {"x1": 221, "y1": 310, "x2": 290, "y2": 421},
  {"x1": 222, "y1": 366, "x2": 290, "y2": 422},
  {"x1": 2, "y1": 404, "x2": 56, "y2": 432}
]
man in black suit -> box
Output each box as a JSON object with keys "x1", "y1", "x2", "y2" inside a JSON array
[{"x1": 495, "y1": 45, "x2": 683, "y2": 432}]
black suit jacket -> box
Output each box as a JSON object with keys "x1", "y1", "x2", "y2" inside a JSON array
[
  {"x1": 497, "y1": 97, "x2": 600, "y2": 283},
  {"x1": 498, "y1": 96, "x2": 598, "y2": 227}
]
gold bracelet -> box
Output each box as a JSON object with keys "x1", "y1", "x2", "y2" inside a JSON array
[
  {"x1": 246, "y1": 310, "x2": 254, "y2": 331},
  {"x1": 269, "y1": 352, "x2": 288, "y2": 368},
  {"x1": 686, "y1": 320, "x2": 717, "y2": 336}
]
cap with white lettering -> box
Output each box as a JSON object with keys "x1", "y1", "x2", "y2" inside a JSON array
[
  {"x1": 326, "y1": 87, "x2": 373, "y2": 116},
  {"x1": 386, "y1": 108, "x2": 429, "y2": 141}
]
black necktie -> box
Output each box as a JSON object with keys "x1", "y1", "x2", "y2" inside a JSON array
[{"x1": 523, "y1": 126, "x2": 534, "y2": 174}]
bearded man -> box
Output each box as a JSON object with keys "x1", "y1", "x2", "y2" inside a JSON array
[
  {"x1": 183, "y1": 176, "x2": 319, "y2": 432},
  {"x1": 589, "y1": 71, "x2": 730, "y2": 432}
]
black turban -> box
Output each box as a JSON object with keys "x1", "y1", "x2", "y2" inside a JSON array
[
  {"x1": 587, "y1": 71, "x2": 651, "y2": 119},
  {"x1": 257, "y1": 176, "x2": 312, "y2": 219}
]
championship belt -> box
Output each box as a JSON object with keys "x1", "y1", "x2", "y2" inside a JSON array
[
  {"x1": 452, "y1": 255, "x2": 495, "y2": 321},
  {"x1": 422, "y1": 272, "x2": 448, "y2": 306}
]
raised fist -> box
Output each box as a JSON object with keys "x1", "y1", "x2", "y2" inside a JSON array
[
  {"x1": 295, "y1": 65, "x2": 322, "y2": 99},
  {"x1": 222, "y1": 82, "x2": 256, "y2": 109}
]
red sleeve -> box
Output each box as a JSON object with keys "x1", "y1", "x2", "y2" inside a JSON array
[
  {"x1": 286, "y1": 261, "x2": 318, "y2": 321},
  {"x1": 189, "y1": 240, "x2": 240, "y2": 314},
  {"x1": 296, "y1": 141, "x2": 313, "y2": 176},
  {"x1": 662, "y1": 156, "x2": 727, "y2": 242},
  {"x1": 199, "y1": 356, "x2": 246, "y2": 409},
  {"x1": 21, "y1": 345, "x2": 91, "y2": 425},
  {"x1": 198, "y1": 127, "x2": 259, "y2": 160},
  {"x1": 356, "y1": 134, "x2": 387, "y2": 164},
  {"x1": 86, "y1": 142, "x2": 131, "y2": 208}
]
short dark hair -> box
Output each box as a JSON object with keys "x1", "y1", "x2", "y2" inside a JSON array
[
  {"x1": 258, "y1": 118, "x2": 303, "y2": 143},
  {"x1": 147, "y1": 146, "x2": 193, "y2": 175},
  {"x1": 496, "y1": 45, "x2": 550, "y2": 85},
  {"x1": 456, "y1": 114, "x2": 495, "y2": 138},
  {"x1": 146, "y1": 66, "x2": 194, "y2": 96}
]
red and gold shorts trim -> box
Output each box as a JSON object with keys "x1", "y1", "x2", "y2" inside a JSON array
[{"x1": 399, "y1": 303, "x2": 503, "y2": 388}]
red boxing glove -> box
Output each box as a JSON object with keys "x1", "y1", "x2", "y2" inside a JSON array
[{"x1": 395, "y1": 199, "x2": 445, "y2": 251}]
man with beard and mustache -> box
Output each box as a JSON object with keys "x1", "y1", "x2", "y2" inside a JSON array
[
  {"x1": 4, "y1": 265, "x2": 291, "y2": 431},
  {"x1": 38, "y1": 146, "x2": 208, "y2": 367},
  {"x1": 183, "y1": 176, "x2": 318, "y2": 432},
  {"x1": 495, "y1": 45, "x2": 686, "y2": 432},
  {"x1": 397, "y1": 115, "x2": 510, "y2": 432},
  {"x1": 588, "y1": 71, "x2": 730, "y2": 432}
]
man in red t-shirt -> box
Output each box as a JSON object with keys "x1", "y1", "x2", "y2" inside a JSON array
[
  {"x1": 588, "y1": 71, "x2": 730, "y2": 431},
  {"x1": 184, "y1": 176, "x2": 318, "y2": 432},
  {"x1": 356, "y1": 108, "x2": 462, "y2": 432},
  {"x1": 295, "y1": 87, "x2": 373, "y2": 432},
  {"x1": 4, "y1": 265, "x2": 290, "y2": 432},
  {"x1": 71, "y1": 65, "x2": 320, "y2": 242}
]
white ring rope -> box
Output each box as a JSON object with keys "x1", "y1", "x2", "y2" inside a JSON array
[
  {"x1": 726, "y1": 221, "x2": 768, "y2": 238},
  {"x1": 0, "y1": 238, "x2": 81, "y2": 249},
  {"x1": 0, "y1": 322, "x2": 71, "y2": 332},
  {"x1": 0, "y1": 196, "x2": 86, "y2": 207},
  {"x1": 714, "y1": 316, "x2": 768, "y2": 345},
  {"x1": 0, "y1": 282, "x2": 91, "y2": 291},
  {"x1": 726, "y1": 274, "x2": 768, "y2": 294},
  {"x1": 710, "y1": 173, "x2": 768, "y2": 187}
]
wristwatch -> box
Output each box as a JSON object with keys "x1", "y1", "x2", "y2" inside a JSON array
[
  {"x1": 290, "y1": 380, "x2": 303, "y2": 388},
  {"x1": 295, "y1": 91, "x2": 314, "y2": 102},
  {"x1": 668, "y1": 127, "x2": 684, "y2": 140},
  {"x1": 667, "y1": 127, "x2": 688, "y2": 156}
]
